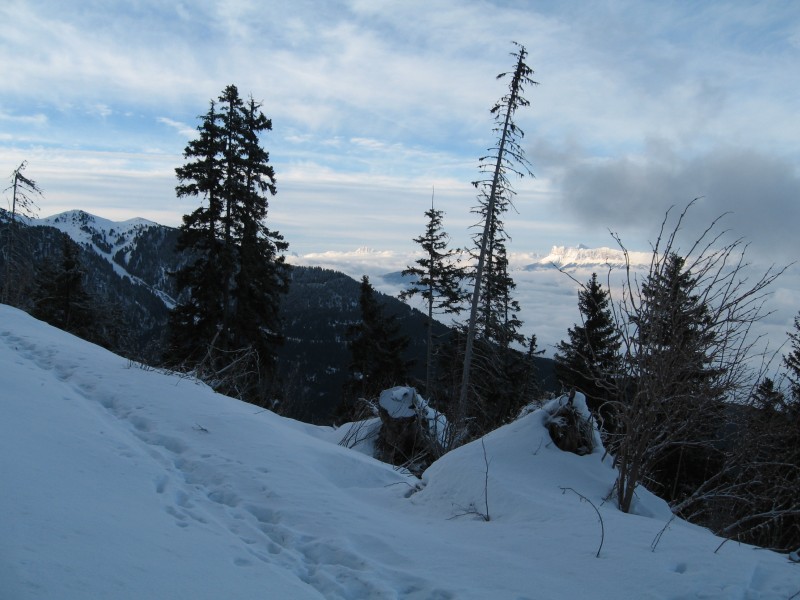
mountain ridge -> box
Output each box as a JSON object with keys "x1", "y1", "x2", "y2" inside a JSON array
[
  {"x1": 33, "y1": 209, "x2": 180, "y2": 305},
  {"x1": 524, "y1": 244, "x2": 653, "y2": 271},
  {"x1": 32, "y1": 210, "x2": 654, "y2": 276}
]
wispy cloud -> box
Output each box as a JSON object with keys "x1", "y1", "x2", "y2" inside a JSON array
[
  {"x1": 0, "y1": 0, "x2": 797, "y2": 272},
  {"x1": 88, "y1": 104, "x2": 112, "y2": 119},
  {"x1": 0, "y1": 110, "x2": 48, "y2": 126},
  {"x1": 157, "y1": 117, "x2": 196, "y2": 139}
]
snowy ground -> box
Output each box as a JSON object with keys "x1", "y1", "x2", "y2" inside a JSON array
[{"x1": 2, "y1": 304, "x2": 798, "y2": 599}]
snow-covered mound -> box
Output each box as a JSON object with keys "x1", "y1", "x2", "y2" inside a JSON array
[{"x1": 1, "y1": 304, "x2": 798, "y2": 599}]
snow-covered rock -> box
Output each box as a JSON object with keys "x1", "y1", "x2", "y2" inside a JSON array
[{"x1": 378, "y1": 386, "x2": 417, "y2": 418}]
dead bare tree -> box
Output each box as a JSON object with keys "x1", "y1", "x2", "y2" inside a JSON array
[
  {"x1": 457, "y1": 42, "x2": 536, "y2": 433},
  {"x1": 605, "y1": 201, "x2": 785, "y2": 514},
  {"x1": 2, "y1": 161, "x2": 43, "y2": 305}
]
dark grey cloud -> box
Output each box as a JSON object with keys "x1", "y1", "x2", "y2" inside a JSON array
[{"x1": 559, "y1": 145, "x2": 800, "y2": 263}]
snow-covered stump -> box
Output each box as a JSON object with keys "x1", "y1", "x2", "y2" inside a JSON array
[
  {"x1": 376, "y1": 386, "x2": 446, "y2": 475},
  {"x1": 544, "y1": 390, "x2": 598, "y2": 456},
  {"x1": 377, "y1": 387, "x2": 424, "y2": 472}
]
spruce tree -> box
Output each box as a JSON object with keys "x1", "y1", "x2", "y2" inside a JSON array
[
  {"x1": 621, "y1": 251, "x2": 724, "y2": 507},
  {"x1": 523, "y1": 333, "x2": 545, "y2": 400},
  {"x1": 168, "y1": 85, "x2": 289, "y2": 402},
  {"x1": 169, "y1": 100, "x2": 227, "y2": 365},
  {"x1": 609, "y1": 203, "x2": 785, "y2": 515},
  {"x1": 461, "y1": 173, "x2": 527, "y2": 435},
  {"x1": 751, "y1": 377, "x2": 786, "y2": 410},
  {"x1": 32, "y1": 235, "x2": 94, "y2": 338},
  {"x1": 399, "y1": 200, "x2": 465, "y2": 396},
  {"x1": 346, "y1": 276, "x2": 411, "y2": 403},
  {"x1": 632, "y1": 252, "x2": 720, "y2": 401},
  {"x1": 554, "y1": 273, "x2": 621, "y2": 423},
  {"x1": 475, "y1": 232, "x2": 524, "y2": 349},
  {"x1": 231, "y1": 96, "x2": 289, "y2": 364}
]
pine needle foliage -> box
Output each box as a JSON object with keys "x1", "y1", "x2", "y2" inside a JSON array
[
  {"x1": 400, "y1": 200, "x2": 466, "y2": 395},
  {"x1": 346, "y1": 276, "x2": 411, "y2": 403},
  {"x1": 167, "y1": 85, "x2": 289, "y2": 403},
  {"x1": 554, "y1": 273, "x2": 621, "y2": 430}
]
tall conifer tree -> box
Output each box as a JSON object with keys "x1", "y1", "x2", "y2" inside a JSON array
[
  {"x1": 168, "y1": 85, "x2": 289, "y2": 401},
  {"x1": 618, "y1": 251, "x2": 723, "y2": 508},
  {"x1": 400, "y1": 198, "x2": 465, "y2": 396},
  {"x1": 169, "y1": 101, "x2": 227, "y2": 364},
  {"x1": 632, "y1": 252, "x2": 719, "y2": 399},
  {"x1": 554, "y1": 273, "x2": 621, "y2": 421},
  {"x1": 475, "y1": 232, "x2": 523, "y2": 349},
  {"x1": 346, "y1": 276, "x2": 411, "y2": 402}
]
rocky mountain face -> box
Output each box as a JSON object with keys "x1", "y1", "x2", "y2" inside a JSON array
[
  {"x1": 524, "y1": 245, "x2": 653, "y2": 271},
  {"x1": 2, "y1": 210, "x2": 556, "y2": 423}
]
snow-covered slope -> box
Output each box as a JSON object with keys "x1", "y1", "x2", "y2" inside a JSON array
[
  {"x1": 36, "y1": 210, "x2": 157, "y2": 272},
  {"x1": 33, "y1": 209, "x2": 177, "y2": 305},
  {"x1": 1, "y1": 304, "x2": 798, "y2": 599}
]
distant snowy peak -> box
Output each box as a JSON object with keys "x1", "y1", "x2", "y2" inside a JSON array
[
  {"x1": 543, "y1": 245, "x2": 628, "y2": 266},
  {"x1": 31, "y1": 209, "x2": 178, "y2": 306},
  {"x1": 353, "y1": 246, "x2": 385, "y2": 256},
  {"x1": 525, "y1": 245, "x2": 652, "y2": 271},
  {"x1": 36, "y1": 210, "x2": 160, "y2": 257}
]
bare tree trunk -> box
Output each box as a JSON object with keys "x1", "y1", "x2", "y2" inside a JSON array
[
  {"x1": 2, "y1": 162, "x2": 41, "y2": 305},
  {"x1": 457, "y1": 45, "x2": 534, "y2": 432}
]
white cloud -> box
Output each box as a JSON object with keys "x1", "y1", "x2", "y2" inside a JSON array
[
  {"x1": 88, "y1": 104, "x2": 112, "y2": 119},
  {"x1": 287, "y1": 244, "x2": 800, "y2": 359},
  {"x1": 157, "y1": 117, "x2": 196, "y2": 138},
  {"x1": 0, "y1": 0, "x2": 796, "y2": 304},
  {"x1": 0, "y1": 110, "x2": 48, "y2": 126}
]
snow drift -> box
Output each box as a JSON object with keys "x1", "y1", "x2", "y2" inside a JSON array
[{"x1": 1, "y1": 304, "x2": 798, "y2": 599}]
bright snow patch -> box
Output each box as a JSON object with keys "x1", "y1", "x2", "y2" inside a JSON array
[{"x1": 1, "y1": 304, "x2": 798, "y2": 599}]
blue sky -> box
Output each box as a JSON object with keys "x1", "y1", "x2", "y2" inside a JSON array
[{"x1": 1, "y1": 0, "x2": 799, "y2": 265}]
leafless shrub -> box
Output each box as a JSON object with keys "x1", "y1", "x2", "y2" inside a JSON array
[
  {"x1": 338, "y1": 398, "x2": 380, "y2": 449},
  {"x1": 182, "y1": 328, "x2": 272, "y2": 404},
  {"x1": 605, "y1": 201, "x2": 786, "y2": 514}
]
